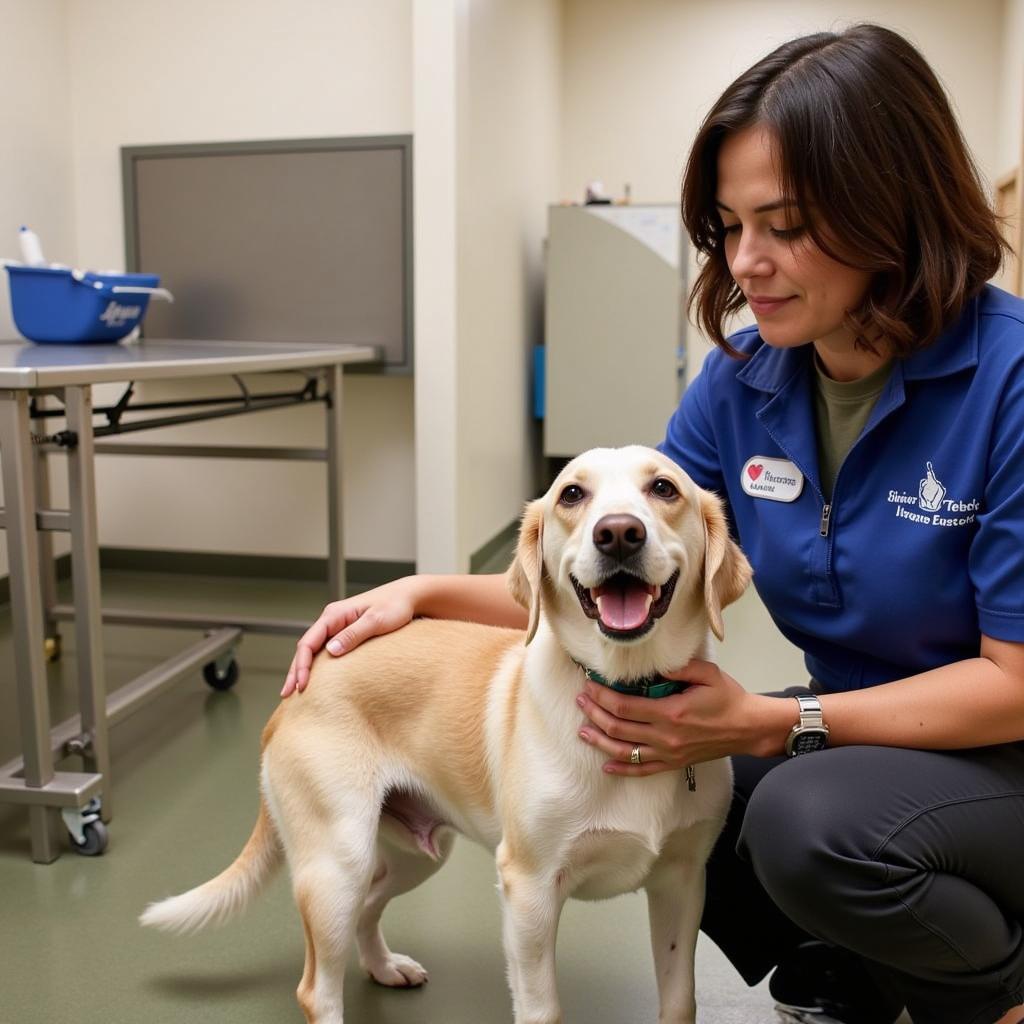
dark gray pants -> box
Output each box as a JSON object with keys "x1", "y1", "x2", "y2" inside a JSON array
[{"x1": 701, "y1": 740, "x2": 1024, "y2": 1024}]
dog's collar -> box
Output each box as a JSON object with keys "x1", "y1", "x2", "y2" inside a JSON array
[{"x1": 574, "y1": 661, "x2": 687, "y2": 699}]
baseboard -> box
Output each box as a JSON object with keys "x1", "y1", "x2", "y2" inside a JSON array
[
  {"x1": 469, "y1": 519, "x2": 519, "y2": 574},
  {"x1": 0, "y1": 548, "x2": 415, "y2": 605},
  {"x1": 0, "y1": 528, "x2": 522, "y2": 605}
]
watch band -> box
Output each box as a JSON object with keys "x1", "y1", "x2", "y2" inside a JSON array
[
  {"x1": 785, "y1": 692, "x2": 830, "y2": 757},
  {"x1": 795, "y1": 693, "x2": 824, "y2": 729}
]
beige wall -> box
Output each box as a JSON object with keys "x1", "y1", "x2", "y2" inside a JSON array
[
  {"x1": 0, "y1": 1, "x2": 75, "y2": 339},
  {"x1": 412, "y1": 0, "x2": 460, "y2": 572},
  {"x1": 997, "y1": 0, "x2": 1024, "y2": 177},
  {"x1": 561, "y1": 0, "x2": 1004, "y2": 203},
  {"x1": 0, "y1": 0, "x2": 76, "y2": 581},
  {"x1": 63, "y1": 0, "x2": 417, "y2": 562},
  {"x1": 455, "y1": 0, "x2": 561, "y2": 570}
]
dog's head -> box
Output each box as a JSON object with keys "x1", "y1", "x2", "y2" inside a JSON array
[{"x1": 507, "y1": 446, "x2": 751, "y2": 677}]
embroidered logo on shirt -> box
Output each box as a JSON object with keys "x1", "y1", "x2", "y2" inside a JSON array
[
  {"x1": 740, "y1": 457, "x2": 804, "y2": 502},
  {"x1": 887, "y1": 461, "x2": 979, "y2": 527},
  {"x1": 918, "y1": 462, "x2": 945, "y2": 512}
]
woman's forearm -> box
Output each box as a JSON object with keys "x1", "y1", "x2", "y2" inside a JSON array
[
  {"x1": 823, "y1": 656, "x2": 1024, "y2": 749},
  {"x1": 411, "y1": 572, "x2": 529, "y2": 630},
  {"x1": 749, "y1": 648, "x2": 1024, "y2": 756}
]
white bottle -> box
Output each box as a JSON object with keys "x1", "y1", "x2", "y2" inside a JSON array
[{"x1": 18, "y1": 226, "x2": 46, "y2": 267}]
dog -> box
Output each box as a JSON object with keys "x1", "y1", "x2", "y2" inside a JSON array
[{"x1": 140, "y1": 445, "x2": 751, "y2": 1024}]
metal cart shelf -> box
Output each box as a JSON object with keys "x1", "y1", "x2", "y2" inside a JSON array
[{"x1": 0, "y1": 338, "x2": 378, "y2": 862}]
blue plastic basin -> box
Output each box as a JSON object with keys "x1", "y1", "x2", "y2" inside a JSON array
[{"x1": 5, "y1": 265, "x2": 163, "y2": 344}]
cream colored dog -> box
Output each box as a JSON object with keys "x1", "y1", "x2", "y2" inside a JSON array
[{"x1": 140, "y1": 445, "x2": 751, "y2": 1024}]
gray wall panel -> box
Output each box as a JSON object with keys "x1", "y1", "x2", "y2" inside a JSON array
[{"x1": 123, "y1": 137, "x2": 413, "y2": 372}]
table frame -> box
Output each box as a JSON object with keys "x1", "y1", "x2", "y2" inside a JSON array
[{"x1": 0, "y1": 341, "x2": 375, "y2": 862}]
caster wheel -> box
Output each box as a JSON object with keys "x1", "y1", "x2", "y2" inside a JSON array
[
  {"x1": 71, "y1": 820, "x2": 108, "y2": 857},
  {"x1": 203, "y1": 659, "x2": 240, "y2": 691}
]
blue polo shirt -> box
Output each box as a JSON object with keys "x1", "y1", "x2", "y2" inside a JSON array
[{"x1": 660, "y1": 284, "x2": 1024, "y2": 693}]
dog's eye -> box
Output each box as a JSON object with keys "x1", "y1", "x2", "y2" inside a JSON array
[
  {"x1": 651, "y1": 478, "x2": 679, "y2": 500},
  {"x1": 559, "y1": 484, "x2": 586, "y2": 506}
]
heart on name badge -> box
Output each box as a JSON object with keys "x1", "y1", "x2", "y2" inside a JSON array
[{"x1": 747, "y1": 464, "x2": 764, "y2": 481}]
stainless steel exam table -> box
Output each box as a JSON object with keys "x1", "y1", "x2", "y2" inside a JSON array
[{"x1": 0, "y1": 338, "x2": 377, "y2": 863}]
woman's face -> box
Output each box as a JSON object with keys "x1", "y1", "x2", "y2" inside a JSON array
[{"x1": 716, "y1": 124, "x2": 874, "y2": 374}]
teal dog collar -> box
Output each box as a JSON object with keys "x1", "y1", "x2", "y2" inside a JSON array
[{"x1": 575, "y1": 661, "x2": 688, "y2": 699}]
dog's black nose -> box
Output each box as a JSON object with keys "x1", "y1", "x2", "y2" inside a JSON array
[{"x1": 593, "y1": 514, "x2": 646, "y2": 560}]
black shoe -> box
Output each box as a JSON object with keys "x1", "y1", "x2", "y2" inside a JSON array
[
  {"x1": 769, "y1": 941, "x2": 904, "y2": 1024},
  {"x1": 774, "y1": 1010, "x2": 852, "y2": 1024}
]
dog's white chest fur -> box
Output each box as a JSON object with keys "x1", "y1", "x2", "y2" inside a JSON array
[
  {"x1": 556, "y1": 776, "x2": 687, "y2": 899},
  {"x1": 564, "y1": 829, "x2": 662, "y2": 900}
]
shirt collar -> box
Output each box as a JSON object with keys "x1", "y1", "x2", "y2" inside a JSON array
[{"x1": 734, "y1": 290, "x2": 982, "y2": 394}]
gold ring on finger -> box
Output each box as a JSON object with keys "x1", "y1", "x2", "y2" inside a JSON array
[{"x1": 630, "y1": 745, "x2": 642, "y2": 765}]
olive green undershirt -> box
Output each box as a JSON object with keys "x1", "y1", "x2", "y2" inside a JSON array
[{"x1": 812, "y1": 354, "x2": 894, "y2": 501}]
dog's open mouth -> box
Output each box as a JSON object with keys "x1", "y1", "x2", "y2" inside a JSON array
[{"x1": 571, "y1": 569, "x2": 680, "y2": 640}]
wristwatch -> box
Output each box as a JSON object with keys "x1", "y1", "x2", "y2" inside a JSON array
[{"x1": 784, "y1": 693, "x2": 830, "y2": 756}]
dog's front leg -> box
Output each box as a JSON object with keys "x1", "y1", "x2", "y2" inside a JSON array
[
  {"x1": 497, "y1": 842, "x2": 566, "y2": 1024},
  {"x1": 644, "y1": 820, "x2": 722, "y2": 1024}
]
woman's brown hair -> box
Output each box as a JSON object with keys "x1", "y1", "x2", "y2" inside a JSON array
[{"x1": 682, "y1": 24, "x2": 1008, "y2": 357}]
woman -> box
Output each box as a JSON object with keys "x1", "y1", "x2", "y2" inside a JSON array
[{"x1": 281, "y1": 25, "x2": 1024, "y2": 1024}]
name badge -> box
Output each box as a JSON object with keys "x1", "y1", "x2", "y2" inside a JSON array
[{"x1": 741, "y1": 457, "x2": 804, "y2": 502}]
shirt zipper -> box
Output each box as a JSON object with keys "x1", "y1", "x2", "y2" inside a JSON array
[
  {"x1": 756, "y1": 366, "x2": 901, "y2": 591},
  {"x1": 758, "y1": 417, "x2": 837, "y2": 599},
  {"x1": 819, "y1": 502, "x2": 832, "y2": 537}
]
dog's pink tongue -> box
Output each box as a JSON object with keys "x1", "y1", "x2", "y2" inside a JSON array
[{"x1": 596, "y1": 579, "x2": 651, "y2": 631}]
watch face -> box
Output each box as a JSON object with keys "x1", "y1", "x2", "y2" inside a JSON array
[{"x1": 791, "y1": 731, "x2": 827, "y2": 755}]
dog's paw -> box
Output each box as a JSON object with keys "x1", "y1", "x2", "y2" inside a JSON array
[{"x1": 363, "y1": 952, "x2": 429, "y2": 988}]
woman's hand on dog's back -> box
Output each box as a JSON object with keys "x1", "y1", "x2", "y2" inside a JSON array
[
  {"x1": 281, "y1": 578, "x2": 420, "y2": 696},
  {"x1": 281, "y1": 573, "x2": 527, "y2": 697}
]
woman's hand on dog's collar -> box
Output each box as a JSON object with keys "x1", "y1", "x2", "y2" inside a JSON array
[{"x1": 576, "y1": 659, "x2": 757, "y2": 776}]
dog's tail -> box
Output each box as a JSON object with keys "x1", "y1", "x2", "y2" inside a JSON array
[{"x1": 139, "y1": 800, "x2": 282, "y2": 935}]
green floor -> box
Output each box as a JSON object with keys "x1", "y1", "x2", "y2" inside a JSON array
[{"x1": 0, "y1": 563, "x2": 776, "y2": 1024}]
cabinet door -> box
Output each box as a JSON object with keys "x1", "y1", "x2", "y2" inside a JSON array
[{"x1": 543, "y1": 205, "x2": 685, "y2": 457}]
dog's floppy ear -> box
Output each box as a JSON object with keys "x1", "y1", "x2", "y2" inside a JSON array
[
  {"x1": 700, "y1": 489, "x2": 752, "y2": 641},
  {"x1": 506, "y1": 499, "x2": 545, "y2": 644}
]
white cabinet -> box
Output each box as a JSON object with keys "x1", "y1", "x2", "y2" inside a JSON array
[{"x1": 543, "y1": 203, "x2": 686, "y2": 457}]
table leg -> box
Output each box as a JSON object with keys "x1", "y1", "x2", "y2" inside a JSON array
[
  {"x1": 33, "y1": 438, "x2": 62, "y2": 661},
  {"x1": 325, "y1": 365, "x2": 346, "y2": 601},
  {"x1": 64, "y1": 386, "x2": 111, "y2": 824},
  {"x1": 0, "y1": 389, "x2": 61, "y2": 862}
]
